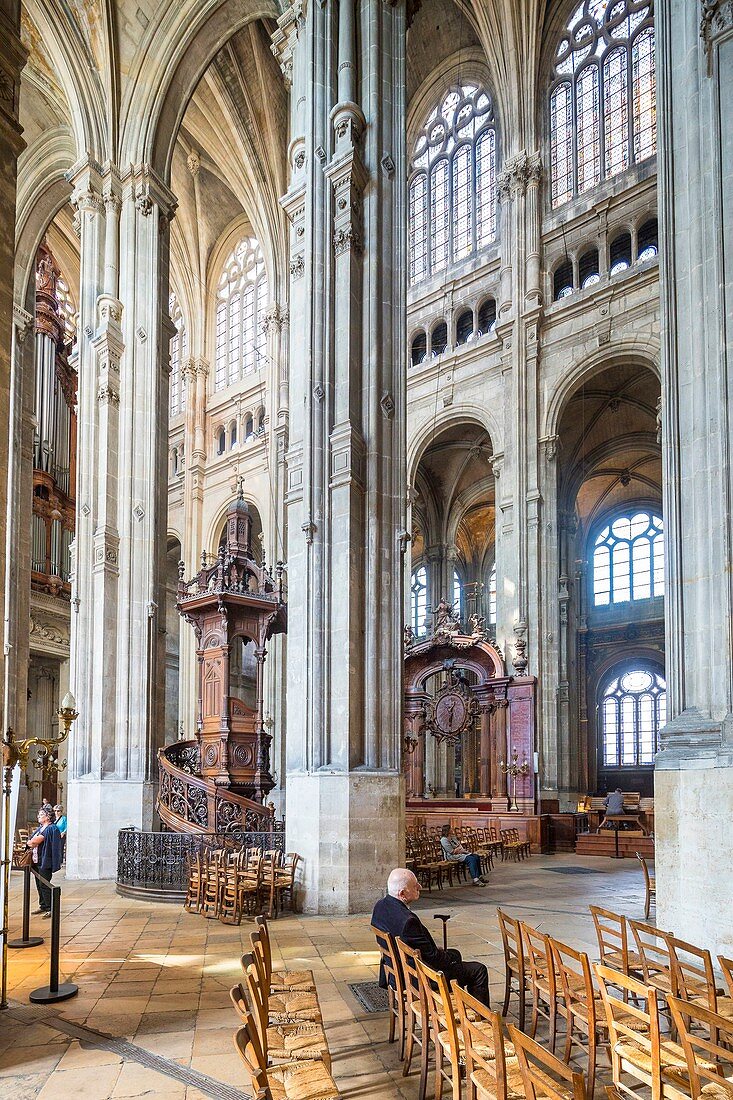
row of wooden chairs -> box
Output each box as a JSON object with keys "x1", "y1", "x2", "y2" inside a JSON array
[
  {"x1": 231, "y1": 914, "x2": 341, "y2": 1098},
  {"x1": 184, "y1": 847, "x2": 300, "y2": 923},
  {"x1": 372, "y1": 921, "x2": 593, "y2": 1100},
  {"x1": 406, "y1": 824, "x2": 531, "y2": 890}
]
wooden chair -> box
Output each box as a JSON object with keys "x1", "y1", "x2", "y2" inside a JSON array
[
  {"x1": 497, "y1": 908, "x2": 527, "y2": 1031},
  {"x1": 719, "y1": 957, "x2": 733, "y2": 1000},
  {"x1": 667, "y1": 994, "x2": 733, "y2": 1100},
  {"x1": 231, "y1": 968, "x2": 331, "y2": 1072},
  {"x1": 636, "y1": 853, "x2": 656, "y2": 919},
  {"x1": 272, "y1": 853, "x2": 300, "y2": 915},
  {"x1": 184, "y1": 850, "x2": 204, "y2": 913},
  {"x1": 521, "y1": 922, "x2": 558, "y2": 1052},
  {"x1": 629, "y1": 919, "x2": 674, "y2": 997},
  {"x1": 371, "y1": 924, "x2": 406, "y2": 1059},
  {"x1": 417, "y1": 957, "x2": 463, "y2": 1100},
  {"x1": 395, "y1": 937, "x2": 430, "y2": 1100},
  {"x1": 255, "y1": 915, "x2": 316, "y2": 992},
  {"x1": 501, "y1": 829, "x2": 531, "y2": 863},
  {"x1": 507, "y1": 1024, "x2": 588, "y2": 1100},
  {"x1": 248, "y1": 936, "x2": 322, "y2": 1024},
  {"x1": 233, "y1": 1018, "x2": 339, "y2": 1100},
  {"x1": 220, "y1": 849, "x2": 244, "y2": 925},
  {"x1": 201, "y1": 848, "x2": 225, "y2": 918},
  {"x1": 668, "y1": 936, "x2": 732, "y2": 1019},
  {"x1": 595, "y1": 963, "x2": 692, "y2": 1100},
  {"x1": 590, "y1": 905, "x2": 644, "y2": 987},
  {"x1": 551, "y1": 937, "x2": 605, "y2": 1098},
  {"x1": 453, "y1": 983, "x2": 524, "y2": 1100}
]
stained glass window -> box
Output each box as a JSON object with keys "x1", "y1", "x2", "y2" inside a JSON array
[
  {"x1": 214, "y1": 238, "x2": 267, "y2": 390},
  {"x1": 169, "y1": 293, "x2": 188, "y2": 418},
  {"x1": 593, "y1": 511, "x2": 664, "y2": 605},
  {"x1": 601, "y1": 667, "x2": 665, "y2": 766},
  {"x1": 453, "y1": 570, "x2": 462, "y2": 621},
  {"x1": 550, "y1": 0, "x2": 656, "y2": 208},
  {"x1": 409, "y1": 85, "x2": 497, "y2": 285},
  {"x1": 411, "y1": 566, "x2": 428, "y2": 637}
]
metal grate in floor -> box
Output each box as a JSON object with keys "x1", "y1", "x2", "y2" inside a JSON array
[
  {"x1": 546, "y1": 867, "x2": 605, "y2": 875},
  {"x1": 348, "y1": 981, "x2": 390, "y2": 1013}
]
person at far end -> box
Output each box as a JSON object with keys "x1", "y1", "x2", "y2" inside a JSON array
[
  {"x1": 371, "y1": 867, "x2": 490, "y2": 1007},
  {"x1": 440, "y1": 823, "x2": 488, "y2": 886}
]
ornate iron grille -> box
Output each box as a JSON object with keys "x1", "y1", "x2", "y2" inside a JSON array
[{"x1": 116, "y1": 826, "x2": 285, "y2": 896}]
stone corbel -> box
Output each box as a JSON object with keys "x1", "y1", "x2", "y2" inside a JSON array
[{"x1": 13, "y1": 305, "x2": 33, "y2": 344}]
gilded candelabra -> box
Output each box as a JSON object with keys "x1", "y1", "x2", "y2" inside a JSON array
[
  {"x1": 1, "y1": 693, "x2": 78, "y2": 1009},
  {"x1": 498, "y1": 748, "x2": 530, "y2": 813}
]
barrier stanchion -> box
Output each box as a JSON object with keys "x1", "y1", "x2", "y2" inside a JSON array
[
  {"x1": 28, "y1": 871, "x2": 77, "y2": 1004},
  {"x1": 8, "y1": 866, "x2": 44, "y2": 949}
]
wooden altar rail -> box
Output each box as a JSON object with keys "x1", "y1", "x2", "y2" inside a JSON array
[{"x1": 157, "y1": 740, "x2": 274, "y2": 835}]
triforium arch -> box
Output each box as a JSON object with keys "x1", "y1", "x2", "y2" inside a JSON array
[{"x1": 551, "y1": 355, "x2": 663, "y2": 799}]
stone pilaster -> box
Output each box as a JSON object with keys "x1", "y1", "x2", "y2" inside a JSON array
[
  {"x1": 655, "y1": 0, "x2": 733, "y2": 952},
  {"x1": 280, "y1": 0, "x2": 406, "y2": 912},
  {"x1": 67, "y1": 161, "x2": 176, "y2": 878},
  {"x1": 0, "y1": 2, "x2": 26, "y2": 729}
]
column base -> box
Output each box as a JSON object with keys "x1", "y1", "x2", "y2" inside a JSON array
[
  {"x1": 285, "y1": 770, "x2": 405, "y2": 914},
  {"x1": 655, "y1": 710, "x2": 733, "y2": 953},
  {"x1": 66, "y1": 778, "x2": 155, "y2": 879}
]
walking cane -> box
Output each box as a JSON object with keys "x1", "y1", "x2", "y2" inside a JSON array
[{"x1": 433, "y1": 913, "x2": 451, "y2": 951}]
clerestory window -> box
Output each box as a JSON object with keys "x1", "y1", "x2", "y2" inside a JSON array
[
  {"x1": 169, "y1": 292, "x2": 188, "y2": 418},
  {"x1": 214, "y1": 238, "x2": 268, "y2": 390},
  {"x1": 549, "y1": 0, "x2": 656, "y2": 209},
  {"x1": 409, "y1": 84, "x2": 498, "y2": 285},
  {"x1": 592, "y1": 511, "x2": 663, "y2": 606},
  {"x1": 411, "y1": 565, "x2": 428, "y2": 637},
  {"x1": 601, "y1": 666, "x2": 665, "y2": 766}
]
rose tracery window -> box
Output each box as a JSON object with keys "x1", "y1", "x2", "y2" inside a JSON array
[
  {"x1": 409, "y1": 84, "x2": 498, "y2": 285},
  {"x1": 549, "y1": 0, "x2": 656, "y2": 209},
  {"x1": 593, "y1": 511, "x2": 664, "y2": 606},
  {"x1": 214, "y1": 238, "x2": 268, "y2": 390},
  {"x1": 601, "y1": 666, "x2": 665, "y2": 766},
  {"x1": 169, "y1": 293, "x2": 188, "y2": 418}
]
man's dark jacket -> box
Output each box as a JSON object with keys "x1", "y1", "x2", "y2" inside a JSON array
[{"x1": 371, "y1": 893, "x2": 460, "y2": 987}]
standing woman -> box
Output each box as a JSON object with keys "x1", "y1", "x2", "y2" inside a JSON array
[{"x1": 26, "y1": 805, "x2": 64, "y2": 916}]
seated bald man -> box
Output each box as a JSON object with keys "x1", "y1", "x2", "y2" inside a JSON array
[{"x1": 371, "y1": 867, "x2": 490, "y2": 1007}]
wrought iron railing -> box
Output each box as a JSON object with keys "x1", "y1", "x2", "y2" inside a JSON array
[
  {"x1": 157, "y1": 739, "x2": 275, "y2": 833},
  {"x1": 116, "y1": 826, "x2": 286, "y2": 900}
]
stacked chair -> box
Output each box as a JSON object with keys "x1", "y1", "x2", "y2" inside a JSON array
[
  {"x1": 231, "y1": 914, "x2": 341, "y2": 1099},
  {"x1": 184, "y1": 846, "x2": 300, "y2": 924}
]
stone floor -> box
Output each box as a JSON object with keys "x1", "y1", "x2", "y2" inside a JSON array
[{"x1": 0, "y1": 852, "x2": 651, "y2": 1099}]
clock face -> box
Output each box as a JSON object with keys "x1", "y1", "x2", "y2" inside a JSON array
[{"x1": 435, "y1": 692, "x2": 467, "y2": 734}]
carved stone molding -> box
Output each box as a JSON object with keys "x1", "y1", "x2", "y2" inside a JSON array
[
  {"x1": 290, "y1": 255, "x2": 305, "y2": 280},
  {"x1": 701, "y1": 0, "x2": 733, "y2": 70},
  {"x1": 498, "y1": 150, "x2": 542, "y2": 199}
]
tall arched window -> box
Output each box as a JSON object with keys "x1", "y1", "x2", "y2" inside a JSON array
[
  {"x1": 453, "y1": 570, "x2": 462, "y2": 620},
  {"x1": 169, "y1": 293, "x2": 188, "y2": 418},
  {"x1": 601, "y1": 666, "x2": 665, "y2": 766},
  {"x1": 214, "y1": 237, "x2": 267, "y2": 390},
  {"x1": 409, "y1": 85, "x2": 498, "y2": 285},
  {"x1": 593, "y1": 511, "x2": 663, "y2": 606},
  {"x1": 488, "y1": 562, "x2": 497, "y2": 624},
  {"x1": 411, "y1": 566, "x2": 428, "y2": 637},
  {"x1": 549, "y1": 0, "x2": 656, "y2": 208}
]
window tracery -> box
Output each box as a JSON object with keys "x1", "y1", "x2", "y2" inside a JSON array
[
  {"x1": 214, "y1": 238, "x2": 268, "y2": 390},
  {"x1": 411, "y1": 565, "x2": 428, "y2": 636},
  {"x1": 593, "y1": 510, "x2": 663, "y2": 606},
  {"x1": 601, "y1": 666, "x2": 665, "y2": 766},
  {"x1": 169, "y1": 293, "x2": 188, "y2": 418},
  {"x1": 549, "y1": 0, "x2": 656, "y2": 208},
  {"x1": 409, "y1": 84, "x2": 498, "y2": 285}
]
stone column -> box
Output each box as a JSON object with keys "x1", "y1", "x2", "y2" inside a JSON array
[
  {"x1": 277, "y1": 0, "x2": 406, "y2": 912},
  {"x1": 67, "y1": 161, "x2": 176, "y2": 878},
  {"x1": 655, "y1": 0, "x2": 733, "y2": 951},
  {"x1": 0, "y1": 1, "x2": 26, "y2": 728},
  {"x1": 179, "y1": 356, "x2": 207, "y2": 739}
]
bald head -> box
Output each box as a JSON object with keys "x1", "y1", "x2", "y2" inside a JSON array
[{"x1": 387, "y1": 867, "x2": 420, "y2": 904}]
